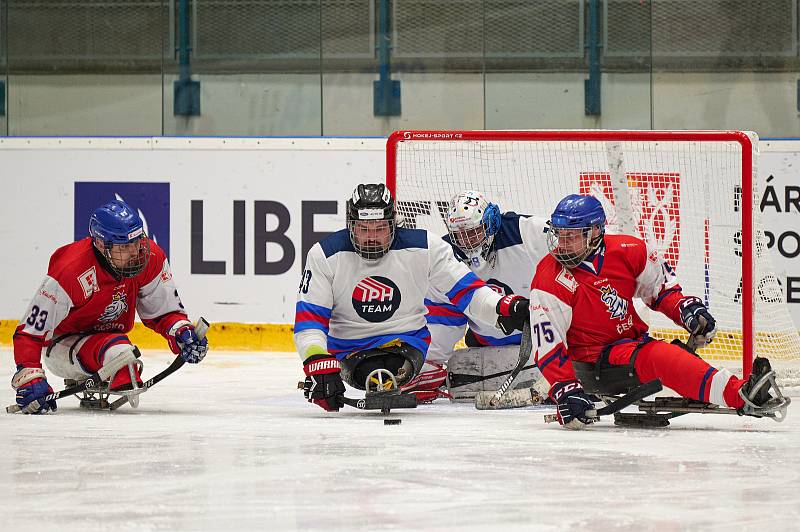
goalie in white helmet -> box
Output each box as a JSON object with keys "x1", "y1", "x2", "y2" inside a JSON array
[
  {"x1": 293, "y1": 184, "x2": 530, "y2": 411},
  {"x1": 409, "y1": 190, "x2": 551, "y2": 403}
]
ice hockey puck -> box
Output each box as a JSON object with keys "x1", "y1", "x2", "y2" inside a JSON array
[{"x1": 384, "y1": 419, "x2": 402, "y2": 425}]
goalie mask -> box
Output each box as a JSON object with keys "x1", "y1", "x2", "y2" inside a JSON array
[
  {"x1": 346, "y1": 183, "x2": 396, "y2": 261},
  {"x1": 547, "y1": 194, "x2": 606, "y2": 269},
  {"x1": 446, "y1": 190, "x2": 501, "y2": 260},
  {"x1": 89, "y1": 199, "x2": 151, "y2": 278}
]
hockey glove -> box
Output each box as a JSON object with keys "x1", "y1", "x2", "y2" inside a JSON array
[
  {"x1": 303, "y1": 355, "x2": 346, "y2": 412},
  {"x1": 551, "y1": 380, "x2": 596, "y2": 430},
  {"x1": 679, "y1": 296, "x2": 716, "y2": 347},
  {"x1": 496, "y1": 295, "x2": 530, "y2": 335},
  {"x1": 175, "y1": 324, "x2": 209, "y2": 364},
  {"x1": 12, "y1": 366, "x2": 57, "y2": 414}
]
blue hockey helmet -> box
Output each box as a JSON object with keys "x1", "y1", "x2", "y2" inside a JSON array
[
  {"x1": 547, "y1": 194, "x2": 606, "y2": 268},
  {"x1": 89, "y1": 199, "x2": 150, "y2": 277}
]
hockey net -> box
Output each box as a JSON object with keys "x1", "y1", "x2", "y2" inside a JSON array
[{"x1": 386, "y1": 130, "x2": 800, "y2": 386}]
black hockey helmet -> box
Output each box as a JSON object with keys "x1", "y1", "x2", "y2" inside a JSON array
[{"x1": 346, "y1": 183, "x2": 396, "y2": 261}]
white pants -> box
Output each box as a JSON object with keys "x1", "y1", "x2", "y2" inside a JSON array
[{"x1": 43, "y1": 334, "x2": 94, "y2": 380}]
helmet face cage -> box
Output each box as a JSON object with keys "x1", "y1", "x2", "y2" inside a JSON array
[
  {"x1": 446, "y1": 191, "x2": 500, "y2": 259},
  {"x1": 101, "y1": 235, "x2": 151, "y2": 278},
  {"x1": 347, "y1": 219, "x2": 396, "y2": 261},
  {"x1": 346, "y1": 184, "x2": 396, "y2": 261},
  {"x1": 546, "y1": 223, "x2": 602, "y2": 269},
  {"x1": 89, "y1": 200, "x2": 151, "y2": 277}
]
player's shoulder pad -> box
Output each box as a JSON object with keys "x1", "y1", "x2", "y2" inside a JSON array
[
  {"x1": 391, "y1": 227, "x2": 429, "y2": 251},
  {"x1": 494, "y1": 212, "x2": 524, "y2": 251},
  {"x1": 47, "y1": 238, "x2": 94, "y2": 279},
  {"x1": 319, "y1": 228, "x2": 355, "y2": 258},
  {"x1": 532, "y1": 256, "x2": 579, "y2": 300},
  {"x1": 46, "y1": 238, "x2": 99, "y2": 302},
  {"x1": 604, "y1": 234, "x2": 647, "y2": 257}
]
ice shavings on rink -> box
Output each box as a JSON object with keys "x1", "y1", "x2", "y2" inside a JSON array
[{"x1": 2, "y1": 348, "x2": 799, "y2": 531}]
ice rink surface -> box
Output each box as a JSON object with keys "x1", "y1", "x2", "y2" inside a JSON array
[{"x1": 2, "y1": 348, "x2": 799, "y2": 532}]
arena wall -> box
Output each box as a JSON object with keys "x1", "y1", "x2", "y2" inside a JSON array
[{"x1": 1, "y1": 136, "x2": 798, "y2": 350}]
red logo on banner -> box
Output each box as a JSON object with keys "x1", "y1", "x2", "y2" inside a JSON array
[{"x1": 579, "y1": 172, "x2": 681, "y2": 267}]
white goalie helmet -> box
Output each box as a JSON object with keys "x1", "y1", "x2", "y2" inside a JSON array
[{"x1": 446, "y1": 190, "x2": 502, "y2": 260}]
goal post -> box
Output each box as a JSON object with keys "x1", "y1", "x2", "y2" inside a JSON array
[{"x1": 386, "y1": 130, "x2": 800, "y2": 379}]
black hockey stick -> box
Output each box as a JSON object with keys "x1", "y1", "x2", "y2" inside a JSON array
[
  {"x1": 543, "y1": 379, "x2": 663, "y2": 423},
  {"x1": 486, "y1": 318, "x2": 533, "y2": 407},
  {"x1": 107, "y1": 317, "x2": 210, "y2": 410},
  {"x1": 7, "y1": 317, "x2": 209, "y2": 414},
  {"x1": 449, "y1": 364, "x2": 537, "y2": 388},
  {"x1": 6, "y1": 365, "x2": 133, "y2": 414}
]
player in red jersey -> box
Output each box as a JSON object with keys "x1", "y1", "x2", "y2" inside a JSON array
[
  {"x1": 11, "y1": 199, "x2": 208, "y2": 414},
  {"x1": 530, "y1": 194, "x2": 789, "y2": 429}
]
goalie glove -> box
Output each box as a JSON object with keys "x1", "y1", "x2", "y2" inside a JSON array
[
  {"x1": 551, "y1": 380, "x2": 596, "y2": 430},
  {"x1": 678, "y1": 296, "x2": 716, "y2": 348},
  {"x1": 303, "y1": 354, "x2": 345, "y2": 412},
  {"x1": 496, "y1": 295, "x2": 530, "y2": 335}
]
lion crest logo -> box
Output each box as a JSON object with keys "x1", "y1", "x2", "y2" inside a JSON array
[
  {"x1": 99, "y1": 292, "x2": 129, "y2": 322},
  {"x1": 599, "y1": 285, "x2": 628, "y2": 321}
]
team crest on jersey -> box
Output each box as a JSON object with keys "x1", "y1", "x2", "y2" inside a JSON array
[
  {"x1": 599, "y1": 285, "x2": 628, "y2": 320},
  {"x1": 352, "y1": 276, "x2": 402, "y2": 322},
  {"x1": 99, "y1": 291, "x2": 129, "y2": 322}
]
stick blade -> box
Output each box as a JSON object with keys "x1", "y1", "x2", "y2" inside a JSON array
[{"x1": 475, "y1": 387, "x2": 544, "y2": 410}]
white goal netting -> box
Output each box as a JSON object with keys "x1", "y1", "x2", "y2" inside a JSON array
[{"x1": 388, "y1": 130, "x2": 800, "y2": 383}]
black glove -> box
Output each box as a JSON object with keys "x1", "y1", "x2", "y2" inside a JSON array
[
  {"x1": 679, "y1": 296, "x2": 716, "y2": 347},
  {"x1": 496, "y1": 295, "x2": 530, "y2": 335},
  {"x1": 303, "y1": 355, "x2": 346, "y2": 412},
  {"x1": 551, "y1": 380, "x2": 596, "y2": 430}
]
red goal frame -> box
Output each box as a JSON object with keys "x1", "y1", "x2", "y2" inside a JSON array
[{"x1": 386, "y1": 129, "x2": 755, "y2": 376}]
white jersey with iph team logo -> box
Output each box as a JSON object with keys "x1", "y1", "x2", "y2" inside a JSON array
[
  {"x1": 425, "y1": 213, "x2": 550, "y2": 361},
  {"x1": 293, "y1": 227, "x2": 503, "y2": 361}
]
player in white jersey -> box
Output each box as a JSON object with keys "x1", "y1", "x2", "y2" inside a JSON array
[
  {"x1": 421, "y1": 191, "x2": 550, "y2": 401},
  {"x1": 293, "y1": 184, "x2": 529, "y2": 411}
]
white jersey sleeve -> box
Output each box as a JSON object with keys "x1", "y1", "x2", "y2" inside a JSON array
[
  {"x1": 426, "y1": 235, "x2": 501, "y2": 329},
  {"x1": 136, "y1": 259, "x2": 187, "y2": 323},
  {"x1": 294, "y1": 243, "x2": 334, "y2": 360},
  {"x1": 17, "y1": 275, "x2": 74, "y2": 342},
  {"x1": 529, "y1": 284, "x2": 578, "y2": 387}
]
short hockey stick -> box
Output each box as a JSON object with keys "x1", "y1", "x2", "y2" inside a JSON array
[
  {"x1": 107, "y1": 317, "x2": 210, "y2": 410},
  {"x1": 543, "y1": 379, "x2": 663, "y2": 423},
  {"x1": 486, "y1": 318, "x2": 532, "y2": 408},
  {"x1": 7, "y1": 317, "x2": 209, "y2": 414}
]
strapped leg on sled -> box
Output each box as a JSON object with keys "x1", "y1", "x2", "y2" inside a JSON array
[
  {"x1": 573, "y1": 345, "x2": 791, "y2": 427},
  {"x1": 44, "y1": 334, "x2": 146, "y2": 411}
]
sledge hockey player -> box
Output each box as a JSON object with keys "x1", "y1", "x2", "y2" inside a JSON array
[
  {"x1": 11, "y1": 199, "x2": 208, "y2": 414},
  {"x1": 422, "y1": 190, "x2": 549, "y2": 402},
  {"x1": 294, "y1": 183, "x2": 529, "y2": 412},
  {"x1": 530, "y1": 193, "x2": 790, "y2": 429}
]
